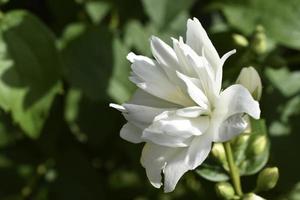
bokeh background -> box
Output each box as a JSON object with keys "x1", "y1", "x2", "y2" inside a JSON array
[{"x1": 0, "y1": 0, "x2": 299, "y2": 199}]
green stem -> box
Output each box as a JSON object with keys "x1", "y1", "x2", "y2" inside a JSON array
[{"x1": 223, "y1": 142, "x2": 243, "y2": 196}]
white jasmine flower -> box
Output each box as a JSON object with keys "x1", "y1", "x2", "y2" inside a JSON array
[{"x1": 110, "y1": 18, "x2": 260, "y2": 192}]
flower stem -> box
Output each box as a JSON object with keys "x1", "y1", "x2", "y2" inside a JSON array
[{"x1": 223, "y1": 142, "x2": 243, "y2": 196}]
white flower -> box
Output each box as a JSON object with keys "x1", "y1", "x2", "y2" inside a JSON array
[
  {"x1": 110, "y1": 18, "x2": 260, "y2": 192},
  {"x1": 236, "y1": 66, "x2": 262, "y2": 100}
]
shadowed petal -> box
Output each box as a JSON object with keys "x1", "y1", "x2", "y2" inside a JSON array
[
  {"x1": 142, "y1": 110, "x2": 209, "y2": 147},
  {"x1": 186, "y1": 18, "x2": 220, "y2": 72},
  {"x1": 141, "y1": 133, "x2": 212, "y2": 193},
  {"x1": 120, "y1": 123, "x2": 143, "y2": 143},
  {"x1": 212, "y1": 84, "x2": 260, "y2": 142},
  {"x1": 128, "y1": 52, "x2": 194, "y2": 106}
]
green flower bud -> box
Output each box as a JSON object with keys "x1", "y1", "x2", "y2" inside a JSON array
[
  {"x1": 233, "y1": 134, "x2": 250, "y2": 147},
  {"x1": 252, "y1": 25, "x2": 267, "y2": 55},
  {"x1": 250, "y1": 135, "x2": 268, "y2": 156},
  {"x1": 215, "y1": 182, "x2": 235, "y2": 200},
  {"x1": 233, "y1": 33, "x2": 249, "y2": 47},
  {"x1": 236, "y1": 67, "x2": 262, "y2": 101},
  {"x1": 242, "y1": 193, "x2": 266, "y2": 200},
  {"x1": 256, "y1": 167, "x2": 279, "y2": 192},
  {"x1": 211, "y1": 143, "x2": 226, "y2": 163}
]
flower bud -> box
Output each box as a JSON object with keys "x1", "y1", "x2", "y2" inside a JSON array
[
  {"x1": 242, "y1": 193, "x2": 266, "y2": 200},
  {"x1": 249, "y1": 135, "x2": 268, "y2": 156},
  {"x1": 211, "y1": 143, "x2": 226, "y2": 163},
  {"x1": 256, "y1": 167, "x2": 279, "y2": 192},
  {"x1": 252, "y1": 25, "x2": 267, "y2": 55},
  {"x1": 233, "y1": 134, "x2": 250, "y2": 147},
  {"x1": 236, "y1": 67, "x2": 262, "y2": 100},
  {"x1": 233, "y1": 33, "x2": 249, "y2": 47},
  {"x1": 215, "y1": 182, "x2": 235, "y2": 200}
]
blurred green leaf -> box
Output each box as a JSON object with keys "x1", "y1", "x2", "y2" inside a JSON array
[
  {"x1": 265, "y1": 67, "x2": 300, "y2": 97},
  {"x1": 0, "y1": 0, "x2": 9, "y2": 5},
  {"x1": 107, "y1": 37, "x2": 135, "y2": 103},
  {"x1": 0, "y1": 10, "x2": 62, "y2": 138},
  {"x1": 124, "y1": 20, "x2": 153, "y2": 56},
  {"x1": 219, "y1": 0, "x2": 300, "y2": 49},
  {"x1": 61, "y1": 23, "x2": 113, "y2": 101},
  {"x1": 142, "y1": 0, "x2": 195, "y2": 29},
  {"x1": 282, "y1": 182, "x2": 300, "y2": 200},
  {"x1": 85, "y1": 1, "x2": 110, "y2": 24}
]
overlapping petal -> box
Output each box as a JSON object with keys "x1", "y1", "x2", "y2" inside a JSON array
[
  {"x1": 141, "y1": 133, "x2": 212, "y2": 193},
  {"x1": 142, "y1": 110, "x2": 209, "y2": 147},
  {"x1": 127, "y1": 52, "x2": 194, "y2": 106},
  {"x1": 211, "y1": 84, "x2": 260, "y2": 142}
]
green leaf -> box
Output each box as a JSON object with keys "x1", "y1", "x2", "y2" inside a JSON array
[
  {"x1": 219, "y1": 0, "x2": 300, "y2": 49},
  {"x1": 61, "y1": 23, "x2": 113, "y2": 101},
  {"x1": 124, "y1": 20, "x2": 153, "y2": 56},
  {"x1": 0, "y1": 0, "x2": 9, "y2": 5},
  {"x1": 196, "y1": 161, "x2": 230, "y2": 182},
  {"x1": 142, "y1": 0, "x2": 195, "y2": 29},
  {"x1": 265, "y1": 67, "x2": 300, "y2": 97},
  {"x1": 85, "y1": 1, "x2": 110, "y2": 24},
  {"x1": 0, "y1": 10, "x2": 62, "y2": 138},
  {"x1": 107, "y1": 38, "x2": 135, "y2": 103}
]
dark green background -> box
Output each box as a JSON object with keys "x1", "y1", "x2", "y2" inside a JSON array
[{"x1": 0, "y1": 0, "x2": 299, "y2": 199}]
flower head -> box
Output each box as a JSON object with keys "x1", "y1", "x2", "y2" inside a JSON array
[{"x1": 110, "y1": 17, "x2": 260, "y2": 192}]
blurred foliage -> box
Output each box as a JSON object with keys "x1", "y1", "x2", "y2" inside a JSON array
[{"x1": 0, "y1": 0, "x2": 299, "y2": 199}]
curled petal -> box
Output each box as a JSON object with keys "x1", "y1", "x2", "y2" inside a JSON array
[
  {"x1": 215, "y1": 49, "x2": 236, "y2": 93},
  {"x1": 128, "y1": 52, "x2": 194, "y2": 106},
  {"x1": 176, "y1": 71, "x2": 209, "y2": 110},
  {"x1": 129, "y1": 89, "x2": 179, "y2": 108},
  {"x1": 212, "y1": 84, "x2": 260, "y2": 142},
  {"x1": 110, "y1": 103, "x2": 169, "y2": 129},
  {"x1": 120, "y1": 123, "x2": 143, "y2": 143},
  {"x1": 142, "y1": 110, "x2": 209, "y2": 147},
  {"x1": 176, "y1": 106, "x2": 207, "y2": 118},
  {"x1": 141, "y1": 133, "x2": 212, "y2": 192},
  {"x1": 186, "y1": 18, "x2": 220, "y2": 72}
]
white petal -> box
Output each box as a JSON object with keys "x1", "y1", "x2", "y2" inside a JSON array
[
  {"x1": 128, "y1": 52, "x2": 194, "y2": 106},
  {"x1": 109, "y1": 103, "x2": 126, "y2": 112},
  {"x1": 187, "y1": 133, "x2": 212, "y2": 169},
  {"x1": 172, "y1": 37, "x2": 197, "y2": 76},
  {"x1": 129, "y1": 89, "x2": 178, "y2": 108},
  {"x1": 142, "y1": 110, "x2": 209, "y2": 147},
  {"x1": 140, "y1": 143, "x2": 166, "y2": 188},
  {"x1": 185, "y1": 52, "x2": 218, "y2": 102},
  {"x1": 150, "y1": 36, "x2": 181, "y2": 72},
  {"x1": 142, "y1": 129, "x2": 193, "y2": 147},
  {"x1": 123, "y1": 104, "x2": 169, "y2": 129},
  {"x1": 212, "y1": 84, "x2": 261, "y2": 142},
  {"x1": 150, "y1": 37, "x2": 190, "y2": 95},
  {"x1": 176, "y1": 71, "x2": 209, "y2": 110},
  {"x1": 120, "y1": 123, "x2": 143, "y2": 143},
  {"x1": 216, "y1": 114, "x2": 248, "y2": 142},
  {"x1": 215, "y1": 49, "x2": 236, "y2": 93},
  {"x1": 186, "y1": 18, "x2": 220, "y2": 72},
  {"x1": 176, "y1": 106, "x2": 207, "y2": 118},
  {"x1": 141, "y1": 133, "x2": 212, "y2": 193},
  {"x1": 163, "y1": 149, "x2": 190, "y2": 192}
]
